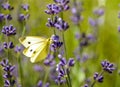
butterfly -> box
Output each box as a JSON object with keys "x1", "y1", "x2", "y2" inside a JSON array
[{"x1": 19, "y1": 36, "x2": 52, "y2": 63}]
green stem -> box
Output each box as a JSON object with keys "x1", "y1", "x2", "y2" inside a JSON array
[
  {"x1": 66, "y1": 69, "x2": 72, "y2": 87},
  {"x1": 43, "y1": 67, "x2": 49, "y2": 85},
  {"x1": 91, "y1": 70, "x2": 104, "y2": 87},
  {"x1": 51, "y1": 15, "x2": 56, "y2": 35},
  {"x1": 18, "y1": 54, "x2": 24, "y2": 87},
  {"x1": 21, "y1": 23, "x2": 26, "y2": 37},
  {"x1": 62, "y1": 32, "x2": 67, "y2": 59}
]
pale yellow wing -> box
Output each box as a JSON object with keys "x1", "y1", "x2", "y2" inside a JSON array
[
  {"x1": 19, "y1": 36, "x2": 46, "y2": 48},
  {"x1": 30, "y1": 42, "x2": 49, "y2": 63},
  {"x1": 23, "y1": 42, "x2": 45, "y2": 58}
]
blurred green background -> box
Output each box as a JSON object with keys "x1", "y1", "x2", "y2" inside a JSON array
[{"x1": 0, "y1": 0, "x2": 120, "y2": 87}]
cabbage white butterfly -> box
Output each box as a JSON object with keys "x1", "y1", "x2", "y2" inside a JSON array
[{"x1": 19, "y1": 36, "x2": 52, "y2": 63}]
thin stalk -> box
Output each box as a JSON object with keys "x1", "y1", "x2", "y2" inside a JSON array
[
  {"x1": 51, "y1": 15, "x2": 56, "y2": 35},
  {"x1": 66, "y1": 69, "x2": 72, "y2": 87},
  {"x1": 7, "y1": 36, "x2": 9, "y2": 60},
  {"x1": 43, "y1": 67, "x2": 49, "y2": 85},
  {"x1": 21, "y1": 22, "x2": 26, "y2": 37},
  {"x1": 91, "y1": 70, "x2": 104, "y2": 87},
  {"x1": 18, "y1": 53, "x2": 24, "y2": 87},
  {"x1": 62, "y1": 32, "x2": 67, "y2": 59}
]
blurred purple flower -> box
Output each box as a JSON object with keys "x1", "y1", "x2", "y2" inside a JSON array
[
  {"x1": 5, "y1": 14, "x2": 12, "y2": 21},
  {"x1": 88, "y1": 18, "x2": 97, "y2": 27},
  {"x1": 93, "y1": 8, "x2": 104, "y2": 16},
  {"x1": 1, "y1": 3, "x2": 14, "y2": 10},
  {"x1": 21, "y1": 4, "x2": 29, "y2": 11},
  {"x1": 0, "y1": 13, "x2": 5, "y2": 22},
  {"x1": 18, "y1": 14, "x2": 30, "y2": 22}
]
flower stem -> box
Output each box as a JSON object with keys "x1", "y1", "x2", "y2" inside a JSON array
[
  {"x1": 21, "y1": 22, "x2": 26, "y2": 37},
  {"x1": 17, "y1": 53, "x2": 24, "y2": 87},
  {"x1": 43, "y1": 67, "x2": 49, "y2": 85}
]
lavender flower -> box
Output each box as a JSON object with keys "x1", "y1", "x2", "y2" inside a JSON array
[
  {"x1": 1, "y1": 3, "x2": 14, "y2": 10},
  {"x1": 46, "y1": 16, "x2": 58, "y2": 27},
  {"x1": 88, "y1": 18, "x2": 97, "y2": 27},
  {"x1": 37, "y1": 80, "x2": 50, "y2": 87},
  {"x1": 71, "y1": 1, "x2": 84, "y2": 25},
  {"x1": 2, "y1": 25, "x2": 16, "y2": 36},
  {"x1": 0, "y1": 59, "x2": 16, "y2": 87},
  {"x1": 18, "y1": 14, "x2": 30, "y2": 22},
  {"x1": 94, "y1": 72, "x2": 104, "y2": 83},
  {"x1": 55, "y1": 57, "x2": 75, "y2": 85},
  {"x1": 54, "y1": 0, "x2": 70, "y2": 11},
  {"x1": 93, "y1": 8, "x2": 104, "y2": 16},
  {"x1": 50, "y1": 35, "x2": 63, "y2": 51},
  {"x1": 0, "y1": 13, "x2": 5, "y2": 22},
  {"x1": 3, "y1": 42, "x2": 14, "y2": 49},
  {"x1": 45, "y1": 4, "x2": 62, "y2": 15},
  {"x1": 5, "y1": 14, "x2": 12, "y2": 21},
  {"x1": 21, "y1": 4, "x2": 29, "y2": 11},
  {"x1": 14, "y1": 46, "x2": 22, "y2": 53},
  {"x1": 101, "y1": 60, "x2": 115, "y2": 73},
  {"x1": 54, "y1": 17, "x2": 69, "y2": 31}
]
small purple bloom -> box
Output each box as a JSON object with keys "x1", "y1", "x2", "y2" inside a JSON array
[
  {"x1": 2, "y1": 25, "x2": 16, "y2": 36},
  {"x1": 93, "y1": 8, "x2": 104, "y2": 16},
  {"x1": 94, "y1": 72, "x2": 104, "y2": 83},
  {"x1": 14, "y1": 46, "x2": 22, "y2": 53},
  {"x1": 68, "y1": 58, "x2": 75, "y2": 67},
  {"x1": 3, "y1": 42, "x2": 14, "y2": 49},
  {"x1": 18, "y1": 14, "x2": 30, "y2": 22},
  {"x1": 21, "y1": 4, "x2": 29, "y2": 11},
  {"x1": 1, "y1": 3, "x2": 14, "y2": 10},
  {"x1": 0, "y1": 59, "x2": 16, "y2": 87},
  {"x1": 37, "y1": 80, "x2": 43, "y2": 87},
  {"x1": 45, "y1": 4, "x2": 62, "y2": 15},
  {"x1": 0, "y1": 13, "x2": 5, "y2": 22},
  {"x1": 5, "y1": 14, "x2": 12, "y2": 21},
  {"x1": 118, "y1": 25, "x2": 120, "y2": 32},
  {"x1": 88, "y1": 18, "x2": 97, "y2": 27},
  {"x1": 101, "y1": 60, "x2": 115, "y2": 73},
  {"x1": 54, "y1": 0, "x2": 70, "y2": 11},
  {"x1": 44, "y1": 83, "x2": 50, "y2": 87},
  {"x1": 54, "y1": 17, "x2": 69, "y2": 31}
]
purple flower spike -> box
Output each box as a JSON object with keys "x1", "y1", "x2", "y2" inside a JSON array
[
  {"x1": 93, "y1": 8, "x2": 104, "y2": 16},
  {"x1": 2, "y1": 25, "x2": 16, "y2": 36},
  {"x1": 3, "y1": 42, "x2": 14, "y2": 49},
  {"x1": 21, "y1": 4, "x2": 29, "y2": 11},
  {"x1": 0, "y1": 13, "x2": 5, "y2": 22},
  {"x1": 68, "y1": 58, "x2": 75, "y2": 67},
  {"x1": 44, "y1": 83, "x2": 50, "y2": 87},
  {"x1": 54, "y1": 17, "x2": 69, "y2": 31},
  {"x1": 94, "y1": 72, "x2": 104, "y2": 83},
  {"x1": 5, "y1": 14, "x2": 12, "y2": 21},
  {"x1": 45, "y1": 4, "x2": 62, "y2": 15},
  {"x1": 1, "y1": 3, "x2": 14, "y2": 10},
  {"x1": 88, "y1": 18, "x2": 97, "y2": 27},
  {"x1": 101, "y1": 60, "x2": 115, "y2": 73},
  {"x1": 37, "y1": 80, "x2": 42, "y2": 87}
]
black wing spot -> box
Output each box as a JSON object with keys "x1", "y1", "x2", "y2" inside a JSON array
[
  {"x1": 30, "y1": 49, "x2": 33, "y2": 52},
  {"x1": 28, "y1": 41, "x2": 31, "y2": 44}
]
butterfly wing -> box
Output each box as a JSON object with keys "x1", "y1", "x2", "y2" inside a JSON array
[
  {"x1": 23, "y1": 42, "x2": 45, "y2": 58},
  {"x1": 30, "y1": 42, "x2": 49, "y2": 63},
  {"x1": 19, "y1": 36, "x2": 46, "y2": 48}
]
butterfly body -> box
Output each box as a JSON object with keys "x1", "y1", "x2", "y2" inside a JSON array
[{"x1": 19, "y1": 36, "x2": 52, "y2": 63}]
